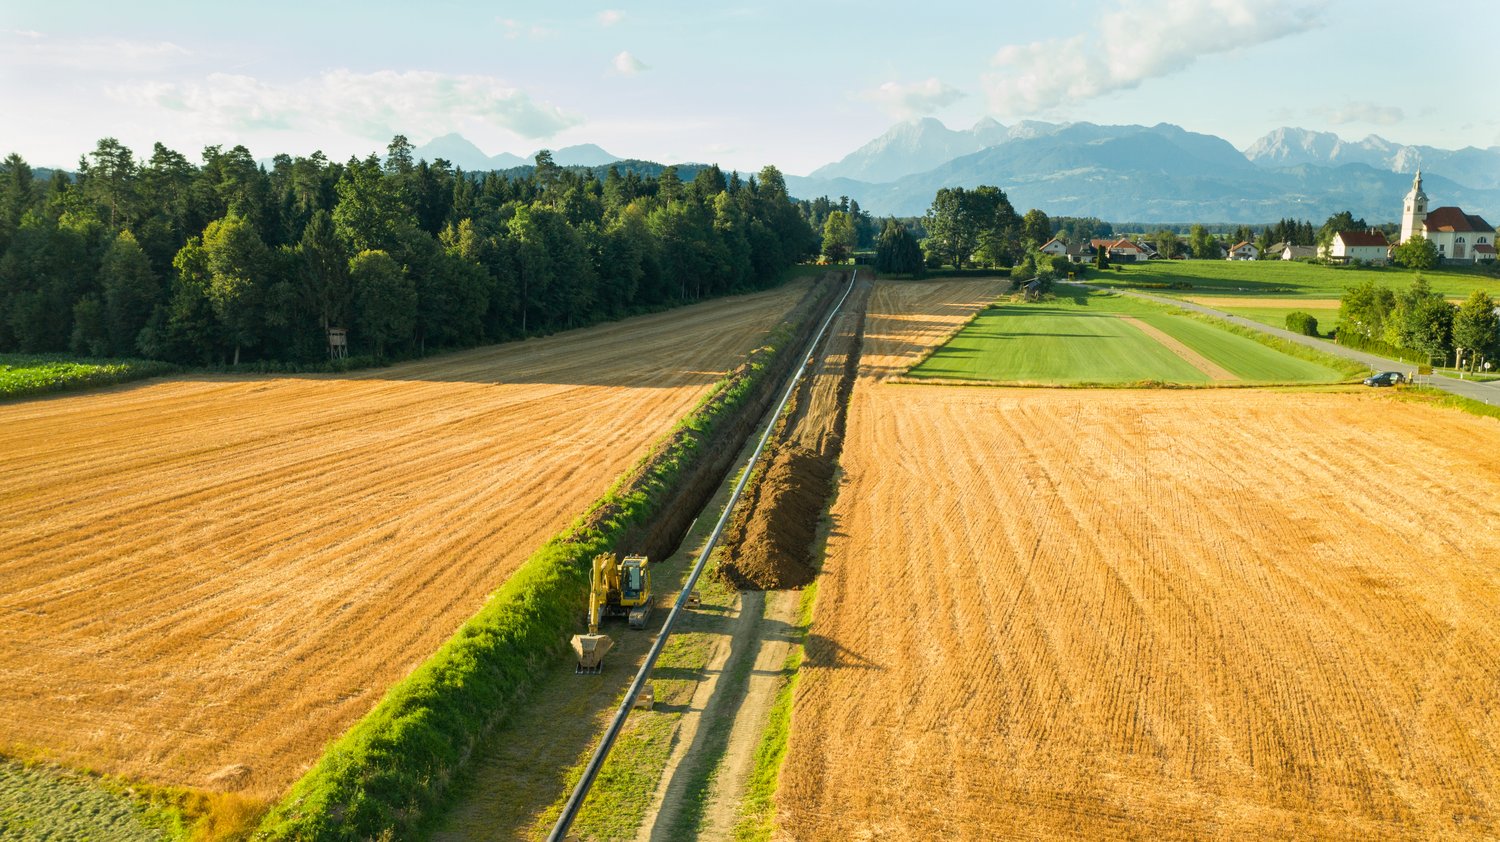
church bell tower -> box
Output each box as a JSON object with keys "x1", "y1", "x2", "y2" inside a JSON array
[{"x1": 1400, "y1": 170, "x2": 1428, "y2": 243}]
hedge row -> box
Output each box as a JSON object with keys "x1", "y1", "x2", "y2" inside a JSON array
[
  {"x1": 252, "y1": 278, "x2": 839, "y2": 841},
  {"x1": 1333, "y1": 330, "x2": 1428, "y2": 365}
]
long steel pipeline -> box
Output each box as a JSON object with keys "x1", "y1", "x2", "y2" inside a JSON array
[{"x1": 546, "y1": 269, "x2": 858, "y2": 842}]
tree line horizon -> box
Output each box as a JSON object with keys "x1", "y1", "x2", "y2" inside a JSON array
[{"x1": 0, "y1": 136, "x2": 824, "y2": 367}]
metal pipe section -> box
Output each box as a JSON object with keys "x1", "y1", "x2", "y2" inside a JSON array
[{"x1": 546, "y1": 270, "x2": 858, "y2": 842}]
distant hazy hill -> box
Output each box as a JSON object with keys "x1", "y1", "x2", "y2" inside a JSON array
[
  {"x1": 788, "y1": 120, "x2": 1500, "y2": 223},
  {"x1": 410, "y1": 134, "x2": 619, "y2": 171},
  {"x1": 1244, "y1": 127, "x2": 1500, "y2": 190},
  {"x1": 811, "y1": 117, "x2": 995, "y2": 183}
]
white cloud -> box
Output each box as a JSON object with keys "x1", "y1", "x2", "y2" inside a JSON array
[
  {"x1": 109, "y1": 69, "x2": 581, "y2": 141},
  {"x1": 496, "y1": 18, "x2": 551, "y2": 40},
  {"x1": 985, "y1": 0, "x2": 1319, "y2": 116},
  {"x1": 597, "y1": 10, "x2": 625, "y2": 27},
  {"x1": 1325, "y1": 102, "x2": 1404, "y2": 126},
  {"x1": 1, "y1": 29, "x2": 191, "y2": 72},
  {"x1": 612, "y1": 51, "x2": 648, "y2": 75},
  {"x1": 860, "y1": 78, "x2": 964, "y2": 119}
]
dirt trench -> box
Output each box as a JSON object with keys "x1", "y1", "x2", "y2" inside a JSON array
[
  {"x1": 717, "y1": 278, "x2": 871, "y2": 590},
  {"x1": 590, "y1": 274, "x2": 844, "y2": 567}
]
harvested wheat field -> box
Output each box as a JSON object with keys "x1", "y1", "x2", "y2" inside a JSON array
[
  {"x1": 778, "y1": 280, "x2": 1500, "y2": 840},
  {"x1": 0, "y1": 282, "x2": 807, "y2": 798}
]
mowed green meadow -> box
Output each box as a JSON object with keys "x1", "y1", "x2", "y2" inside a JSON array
[
  {"x1": 1090, "y1": 258, "x2": 1500, "y2": 299},
  {"x1": 909, "y1": 288, "x2": 1348, "y2": 385}
]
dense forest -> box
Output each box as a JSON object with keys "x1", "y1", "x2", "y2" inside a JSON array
[{"x1": 0, "y1": 136, "x2": 820, "y2": 366}]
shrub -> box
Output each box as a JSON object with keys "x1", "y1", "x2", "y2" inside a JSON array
[{"x1": 1284, "y1": 311, "x2": 1320, "y2": 336}]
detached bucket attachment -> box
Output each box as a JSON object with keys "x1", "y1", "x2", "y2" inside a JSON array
[{"x1": 572, "y1": 633, "x2": 613, "y2": 674}]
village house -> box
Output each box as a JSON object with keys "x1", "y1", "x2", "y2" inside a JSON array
[
  {"x1": 1039, "y1": 237, "x2": 1068, "y2": 257},
  {"x1": 1066, "y1": 241, "x2": 1097, "y2": 261},
  {"x1": 1090, "y1": 238, "x2": 1144, "y2": 262},
  {"x1": 1227, "y1": 241, "x2": 1260, "y2": 261},
  {"x1": 1399, "y1": 171, "x2": 1496, "y2": 263},
  {"x1": 1281, "y1": 244, "x2": 1318, "y2": 261},
  {"x1": 1325, "y1": 230, "x2": 1390, "y2": 265}
]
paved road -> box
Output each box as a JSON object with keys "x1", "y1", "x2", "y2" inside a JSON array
[{"x1": 1107, "y1": 287, "x2": 1500, "y2": 407}]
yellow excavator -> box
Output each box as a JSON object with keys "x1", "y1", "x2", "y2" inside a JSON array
[{"x1": 572, "y1": 552, "x2": 653, "y2": 673}]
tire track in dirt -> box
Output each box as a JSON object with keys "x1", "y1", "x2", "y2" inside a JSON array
[
  {"x1": 775, "y1": 279, "x2": 1500, "y2": 840},
  {"x1": 0, "y1": 283, "x2": 808, "y2": 798}
]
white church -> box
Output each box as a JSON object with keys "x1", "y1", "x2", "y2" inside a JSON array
[{"x1": 1399, "y1": 172, "x2": 1496, "y2": 263}]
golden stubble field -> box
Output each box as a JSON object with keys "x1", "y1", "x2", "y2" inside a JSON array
[
  {"x1": 0, "y1": 283, "x2": 805, "y2": 797},
  {"x1": 778, "y1": 280, "x2": 1500, "y2": 839}
]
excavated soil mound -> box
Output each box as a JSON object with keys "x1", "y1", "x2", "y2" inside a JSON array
[
  {"x1": 718, "y1": 444, "x2": 831, "y2": 589},
  {"x1": 718, "y1": 279, "x2": 870, "y2": 590}
]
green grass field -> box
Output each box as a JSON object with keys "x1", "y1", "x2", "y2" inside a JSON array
[
  {"x1": 0, "y1": 354, "x2": 175, "y2": 401},
  {"x1": 1090, "y1": 259, "x2": 1500, "y2": 299},
  {"x1": 1214, "y1": 305, "x2": 1342, "y2": 335},
  {"x1": 909, "y1": 289, "x2": 1348, "y2": 386}
]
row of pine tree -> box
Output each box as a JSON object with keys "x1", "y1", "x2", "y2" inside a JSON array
[{"x1": 0, "y1": 136, "x2": 820, "y2": 366}]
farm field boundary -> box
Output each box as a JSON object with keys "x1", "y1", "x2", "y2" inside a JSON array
[
  {"x1": 906, "y1": 286, "x2": 1352, "y2": 386},
  {"x1": 253, "y1": 276, "x2": 844, "y2": 841}
]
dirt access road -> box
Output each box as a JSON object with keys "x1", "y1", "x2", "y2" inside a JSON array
[
  {"x1": 0, "y1": 282, "x2": 806, "y2": 798},
  {"x1": 778, "y1": 280, "x2": 1500, "y2": 839}
]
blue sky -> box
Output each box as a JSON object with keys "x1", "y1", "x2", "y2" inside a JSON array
[{"x1": 2, "y1": 0, "x2": 1496, "y2": 174}]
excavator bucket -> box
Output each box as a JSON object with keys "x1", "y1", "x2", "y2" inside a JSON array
[{"x1": 572, "y1": 632, "x2": 613, "y2": 674}]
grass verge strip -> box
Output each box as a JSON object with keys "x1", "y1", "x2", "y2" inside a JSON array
[
  {"x1": 1389, "y1": 386, "x2": 1500, "y2": 422},
  {"x1": 252, "y1": 281, "x2": 838, "y2": 841}
]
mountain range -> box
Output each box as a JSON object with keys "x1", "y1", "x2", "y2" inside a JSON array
[
  {"x1": 1243, "y1": 127, "x2": 1500, "y2": 188},
  {"x1": 784, "y1": 119, "x2": 1500, "y2": 222},
  {"x1": 410, "y1": 133, "x2": 620, "y2": 171},
  {"x1": 401, "y1": 122, "x2": 1500, "y2": 224}
]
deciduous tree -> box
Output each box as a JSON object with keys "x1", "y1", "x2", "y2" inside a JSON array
[
  {"x1": 1453, "y1": 290, "x2": 1499, "y2": 369},
  {"x1": 821, "y1": 210, "x2": 856, "y2": 263},
  {"x1": 351, "y1": 249, "x2": 415, "y2": 357},
  {"x1": 202, "y1": 214, "x2": 269, "y2": 365},
  {"x1": 1392, "y1": 234, "x2": 1439, "y2": 270}
]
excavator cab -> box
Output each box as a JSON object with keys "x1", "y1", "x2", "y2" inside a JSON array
[{"x1": 619, "y1": 554, "x2": 653, "y2": 629}]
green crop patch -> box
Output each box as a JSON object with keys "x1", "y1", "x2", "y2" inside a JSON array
[
  {"x1": 908, "y1": 289, "x2": 1346, "y2": 386},
  {"x1": 0, "y1": 354, "x2": 176, "y2": 401}
]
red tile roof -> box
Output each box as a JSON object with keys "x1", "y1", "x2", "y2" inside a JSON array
[
  {"x1": 1040, "y1": 237, "x2": 1064, "y2": 250},
  {"x1": 1424, "y1": 206, "x2": 1495, "y2": 233},
  {"x1": 1336, "y1": 231, "x2": 1389, "y2": 247},
  {"x1": 1108, "y1": 238, "x2": 1139, "y2": 251},
  {"x1": 1474, "y1": 243, "x2": 1497, "y2": 254},
  {"x1": 1231, "y1": 241, "x2": 1255, "y2": 251}
]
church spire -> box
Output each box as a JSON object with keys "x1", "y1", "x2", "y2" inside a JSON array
[{"x1": 1401, "y1": 170, "x2": 1429, "y2": 243}]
